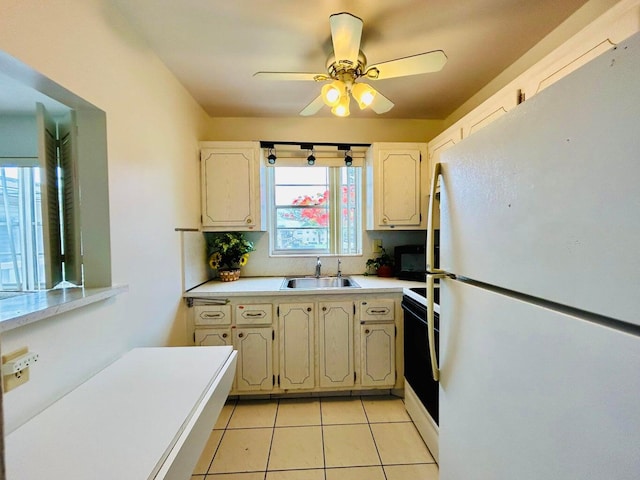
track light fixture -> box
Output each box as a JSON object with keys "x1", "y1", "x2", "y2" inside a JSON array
[
  {"x1": 267, "y1": 147, "x2": 277, "y2": 164},
  {"x1": 344, "y1": 150, "x2": 353, "y2": 167},
  {"x1": 307, "y1": 149, "x2": 316, "y2": 165}
]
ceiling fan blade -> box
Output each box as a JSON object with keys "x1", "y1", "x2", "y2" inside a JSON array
[
  {"x1": 329, "y1": 12, "x2": 363, "y2": 66},
  {"x1": 253, "y1": 72, "x2": 328, "y2": 82},
  {"x1": 369, "y1": 90, "x2": 394, "y2": 114},
  {"x1": 299, "y1": 95, "x2": 325, "y2": 116},
  {"x1": 367, "y1": 50, "x2": 447, "y2": 80}
]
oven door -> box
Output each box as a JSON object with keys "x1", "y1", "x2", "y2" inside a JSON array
[{"x1": 402, "y1": 295, "x2": 439, "y2": 424}]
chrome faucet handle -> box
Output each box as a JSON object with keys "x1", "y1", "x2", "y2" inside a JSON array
[
  {"x1": 315, "y1": 256, "x2": 322, "y2": 278},
  {"x1": 337, "y1": 258, "x2": 342, "y2": 277}
]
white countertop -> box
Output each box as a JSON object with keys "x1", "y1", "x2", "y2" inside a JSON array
[{"x1": 185, "y1": 275, "x2": 427, "y2": 298}]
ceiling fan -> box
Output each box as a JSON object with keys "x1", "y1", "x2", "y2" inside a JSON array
[{"x1": 254, "y1": 12, "x2": 447, "y2": 117}]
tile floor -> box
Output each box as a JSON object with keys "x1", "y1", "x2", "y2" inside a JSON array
[{"x1": 191, "y1": 395, "x2": 438, "y2": 480}]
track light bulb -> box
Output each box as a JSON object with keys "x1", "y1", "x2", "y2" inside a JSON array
[
  {"x1": 267, "y1": 153, "x2": 276, "y2": 164},
  {"x1": 351, "y1": 83, "x2": 377, "y2": 109},
  {"x1": 321, "y1": 80, "x2": 344, "y2": 107},
  {"x1": 307, "y1": 154, "x2": 316, "y2": 165}
]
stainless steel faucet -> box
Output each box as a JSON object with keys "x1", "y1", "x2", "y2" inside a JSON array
[
  {"x1": 315, "y1": 256, "x2": 322, "y2": 278},
  {"x1": 336, "y1": 258, "x2": 342, "y2": 278}
]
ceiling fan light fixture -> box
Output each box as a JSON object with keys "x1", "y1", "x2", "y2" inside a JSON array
[
  {"x1": 351, "y1": 82, "x2": 377, "y2": 109},
  {"x1": 321, "y1": 80, "x2": 344, "y2": 107},
  {"x1": 331, "y1": 94, "x2": 351, "y2": 117}
]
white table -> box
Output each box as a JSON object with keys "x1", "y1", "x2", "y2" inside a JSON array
[{"x1": 6, "y1": 346, "x2": 236, "y2": 480}]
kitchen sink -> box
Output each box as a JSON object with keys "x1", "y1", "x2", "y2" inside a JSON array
[{"x1": 281, "y1": 276, "x2": 361, "y2": 290}]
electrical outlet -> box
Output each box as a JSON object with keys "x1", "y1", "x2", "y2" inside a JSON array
[
  {"x1": 2, "y1": 346, "x2": 31, "y2": 392},
  {"x1": 373, "y1": 239, "x2": 383, "y2": 253}
]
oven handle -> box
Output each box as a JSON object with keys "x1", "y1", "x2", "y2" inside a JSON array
[{"x1": 427, "y1": 161, "x2": 445, "y2": 382}]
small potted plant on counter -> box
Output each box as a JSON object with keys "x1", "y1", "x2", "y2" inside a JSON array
[
  {"x1": 365, "y1": 247, "x2": 395, "y2": 277},
  {"x1": 206, "y1": 232, "x2": 255, "y2": 282}
]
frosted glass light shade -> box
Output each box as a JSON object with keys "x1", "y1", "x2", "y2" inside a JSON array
[
  {"x1": 351, "y1": 82, "x2": 377, "y2": 109},
  {"x1": 331, "y1": 94, "x2": 350, "y2": 117},
  {"x1": 321, "y1": 80, "x2": 344, "y2": 107}
]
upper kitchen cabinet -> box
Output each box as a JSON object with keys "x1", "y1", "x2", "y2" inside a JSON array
[
  {"x1": 366, "y1": 143, "x2": 428, "y2": 230},
  {"x1": 200, "y1": 141, "x2": 266, "y2": 231}
]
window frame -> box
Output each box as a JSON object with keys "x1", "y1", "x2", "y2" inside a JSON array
[{"x1": 267, "y1": 165, "x2": 363, "y2": 257}]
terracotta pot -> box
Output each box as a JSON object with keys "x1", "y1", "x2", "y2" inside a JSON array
[{"x1": 376, "y1": 265, "x2": 394, "y2": 277}]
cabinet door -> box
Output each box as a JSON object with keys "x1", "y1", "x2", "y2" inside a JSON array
[
  {"x1": 234, "y1": 327, "x2": 273, "y2": 391},
  {"x1": 367, "y1": 143, "x2": 427, "y2": 230},
  {"x1": 360, "y1": 323, "x2": 395, "y2": 387},
  {"x1": 194, "y1": 327, "x2": 232, "y2": 346},
  {"x1": 278, "y1": 303, "x2": 315, "y2": 390},
  {"x1": 201, "y1": 143, "x2": 262, "y2": 231},
  {"x1": 319, "y1": 301, "x2": 354, "y2": 388}
]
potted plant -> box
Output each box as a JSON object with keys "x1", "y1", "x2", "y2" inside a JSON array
[
  {"x1": 206, "y1": 232, "x2": 255, "y2": 281},
  {"x1": 365, "y1": 247, "x2": 395, "y2": 277}
]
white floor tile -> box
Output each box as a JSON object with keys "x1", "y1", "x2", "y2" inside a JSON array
[
  {"x1": 209, "y1": 428, "x2": 273, "y2": 474},
  {"x1": 227, "y1": 400, "x2": 277, "y2": 429},
  {"x1": 276, "y1": 398, "x2": 321, "y2": 426},
  {"x1": 268, "y1": 426, "x2": 324, "y2": 470},
  {"x1": 320, "y1": 397, "x2": 368, "y2": 425},
  {"x1": 371, "y1": 422, "x2": 435, "y2": 465},
  {"x1": 323, "y1": 424, "x2": 380, "y2": 468}
]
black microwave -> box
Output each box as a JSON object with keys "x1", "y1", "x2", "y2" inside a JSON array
[{"x1": 394, "y1": 245, "x2": 426, "y2": 281}]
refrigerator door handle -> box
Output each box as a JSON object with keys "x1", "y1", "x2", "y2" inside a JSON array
[
  {"x1": 427, "y1": 272, "x2": 446, "y2": 381},
  {"x1": 427, "y1": 161, "x2": 446, "y2": 382},
  {"x1": 427, "y1": 162, "x2": 442, "y2": 273}
]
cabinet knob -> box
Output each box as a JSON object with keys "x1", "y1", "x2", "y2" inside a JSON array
[
  {"x1": 382, "y1": 217, "x2": 388, "y2": 224},
  {"x1": 322, "y1": 306, "x2": 327, "y2": 311},
  {"x1": 238, "y1": 332, "x2": 244, "y2": 338},
  {"x1": 365, "y1": 329, "x2": 370, "y2": 334},
  {"x1": 307, "y1": 307, "x2": 312, "y2": 312},
  {"x1": 222, "y1": 333, "x2": 228, "y2": 338},
  {"x1": 246, "y1": 218, "x2": 252, "y2": 224}
]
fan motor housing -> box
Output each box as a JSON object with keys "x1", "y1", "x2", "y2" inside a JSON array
[{"x1": 326, "y1": 51, "x2": 367, "y2": 80}]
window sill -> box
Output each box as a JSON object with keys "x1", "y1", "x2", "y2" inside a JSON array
[{"x1": 0, "y1": 285, "x2": 128, "y2": 333}]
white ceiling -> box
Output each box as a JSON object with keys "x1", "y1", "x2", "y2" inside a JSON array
[{"x1": 111, "y1": 0, "x2": 590, "y2": 119}]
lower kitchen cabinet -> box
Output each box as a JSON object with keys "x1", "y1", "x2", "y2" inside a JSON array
[
  {"x1": 319, "y1": 301, "x2": 354, "y2": 388},
  {"x1": 360, "y1": 322, "x2": 396, "y2": 387},
  {"x1": 190, "y1": 294, "x2": 402, "y2": 395},
  {"x1": 235, "y1": 327, "x2": 273, "y2": 391},
  {"x1": 278, "y1": 303, "x2": 315, "y2": 390}
]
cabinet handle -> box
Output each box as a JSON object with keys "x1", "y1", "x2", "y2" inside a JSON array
[
  {"x1": 245, "y1": 312, "x2": 264, "y2": 317},
  {"x1": 238, "y1": 332, "x2": 244, "y2": 338},
  {"x1": 203, "y1": 312, "x2": 223, "y2": 318},
  {"x1": 369, "y1": 309, "x2": 388, "y2": 314}
]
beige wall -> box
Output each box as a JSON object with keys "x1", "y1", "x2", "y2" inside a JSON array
[
  {"x1": 0, "y1": 0, "x2": 210, "y2": 432},
  {"x1": 206, "y1": 117, "x2": 444, "y2": 143}
]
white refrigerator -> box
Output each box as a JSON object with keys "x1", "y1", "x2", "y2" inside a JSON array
[{"x1": 427, "y1": 32, "x2": 640, "y2": 479}]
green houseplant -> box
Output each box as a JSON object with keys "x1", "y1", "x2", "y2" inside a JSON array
[
  {"x1": 206, "y1": 232, "x2": 255, "y2": 281},
  {"x1": 365, "y1": 247, "x2": 395, "y2": 277}
]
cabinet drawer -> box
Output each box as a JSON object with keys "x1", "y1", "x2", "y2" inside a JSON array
[
  {"x1": 194, "y1": 328, "x2": 232, "y2": 346},
  {"x1": 194, "y1": 305, "x2": 232, "y2": 326},
  {"x1": 359, "y1": 300, "x2": 395, "y2": 322},
  {"x1": 235, "y1": 304, "x2": 273, "y2": 325}
]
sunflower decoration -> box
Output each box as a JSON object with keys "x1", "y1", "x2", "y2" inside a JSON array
[{"x1": 206, "y1": 232, "x2": 255, "y2": 272}]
